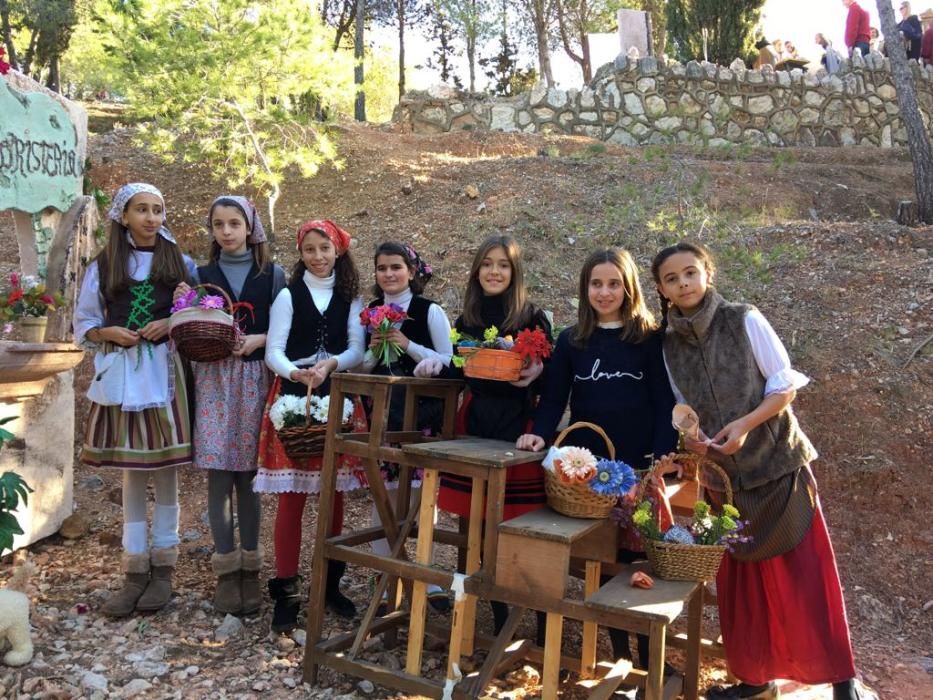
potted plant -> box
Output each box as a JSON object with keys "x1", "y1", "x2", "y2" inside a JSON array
[
  {"x1": 0, "y1": 417, "x2": 33, "y2": 556},
  {"x1": 1, "y1": 273, "x2": 65, "y2": 343}
]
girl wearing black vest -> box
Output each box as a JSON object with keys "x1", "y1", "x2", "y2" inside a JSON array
[
  {"x1": 256, "y1": 219, "x2": 366, "y2": 633},
  {"x1": 74, "y1": 183, "x2": 196, "y2": 618},
  {"x1": 175, "y1": 196, "x2": 285, "y2": 617},
  {"x1": 652, "y1": 242, "x2": 874, "y2": 700},
  {"x1": 360, "y1": 241, "x2": 453, "y2": 612}
]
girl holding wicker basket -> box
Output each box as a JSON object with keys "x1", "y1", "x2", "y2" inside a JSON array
[
  {"x1": 172, "y1": 197, "x2": 286, "y2": 617},
  {"x1": 517, "y1": 247, "x2": 677, "y2": 676},
  {"x1": 414, "y1": 233, "x2": 552, "y2": 638},
  {"x1": 74, "y1": 183, "x2": 197, "y2": 618},
  {"x1": 652, "y1": 241, "x2": 875, "y2": 700},
  {"x1": 255, "y1": 219, "x2": 368, "y2": 633}
]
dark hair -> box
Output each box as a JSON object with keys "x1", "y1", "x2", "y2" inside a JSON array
[
  {"x1": 289, "y1": 228, "x2": 360, "y2": 303},
  {"x1": 573, "y1": 247, "x2": 655, "y2": 347},
  {"x1": 649, "y1": 241, "x2": 716, "y2": 327},
  {"x1": 95, "y1": 219, "x2": 189, "y2": 302},
  {"x1": 206, "y1": 197, "x2": 271, "y2": 274},
  {"x1": 462, "y1": 234, "x2": 532, "y2": 332},
  {"x1": 371, "y1": 241, "x2": 426, "y2": 297}
]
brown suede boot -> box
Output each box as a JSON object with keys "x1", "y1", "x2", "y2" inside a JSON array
[
  {"x1": 136, "y1": 546, "x2": 178, "y2": 612},
  {"x1": 211, "y1": 550, "x2": 242, "y2": 615},
  {"x1": 240, "y1": 547, "x2": 263, "y2": 615},
  {"x1": 101, "y1": 553, "x2": 150, "y2": 618}
]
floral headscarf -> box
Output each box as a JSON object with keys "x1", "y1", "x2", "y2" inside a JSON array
[
  {"x1": 207, "y1": 195, "x2": 267, "y2": 244},
  {"x1": 296, "y1": 219, "x2": 351, "y2": 255},
  {"x1": 108, "y1": 183, "x2": 176, "y2": 244},
  {"x1": 404, "y1": 244, "x2": 433, "y2": 286}
]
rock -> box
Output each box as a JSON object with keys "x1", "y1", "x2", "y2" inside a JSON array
[
  {"x1": 636, "y1": 56, "x2": 658, "y2": 75},
  {"x1": 463, "y1": 184, "x2": 480, "y2": 199},
  {"x1": 98, "y1": 531, "x2": 121, "y2": 547},
  {"x1": 81, "y1": 671, "x2": 108, "y2": 692},
  {"x1": 291, "y1": 629, "x2": 306, "y2": 646},
  {"x1": 490, "y1": 104, "x2": 516, "y2": 131},
  {"x1": 400, "y1": 180, "x2": 413, "y2": 195},
  {"x1": 181, "y1": 528, "x2": 201, "y2": 542},
  {"x1": 132, "y1": 660, "x2": 170, "y2": 678},
  {"x1": 215, "y1": 614, "x2": 244, "y2": 641},
  {"x1": 277, "y1": 635, "x2": 297, "y2": 652},
  {"x1": 185, "y1": 665, "x2": 200, "y2": 675},
  {"x1": 283, "y1": 676, "x2": 298, "y2": 688},
  {"x1": 476, "y1": 202, "x2": 487, "y2": 214},
  {"x1": 358, "y1": 680, "x2": 375, "y2": 693},
  {"x1": 79, "y1": 474, "x2": 105, "y2": 491},
  {"x1": 59, "y1": 513, "x2": 90, "y2": 539},
  {"x1": 120, "y1": 679, "x2": 153, "y2": 698}
]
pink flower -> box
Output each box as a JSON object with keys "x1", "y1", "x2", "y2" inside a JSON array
[
  {"x1": 9, "y1": 272, "x2": 19, "y2": 287},
  {"x1": 556, "y1": 446, "x2": 598, "y2": 484},
  {"x1": 199, "y1": 295, "x2": 225, "y2": 310}
]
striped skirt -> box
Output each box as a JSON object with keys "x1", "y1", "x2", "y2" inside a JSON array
[{"x1": 80, "y1": 353, "x2": 192, "y2": 470}]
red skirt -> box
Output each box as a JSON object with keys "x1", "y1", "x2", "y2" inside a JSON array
[
  {"x1": 716, "y1": 502, "x2": 856, "y2": 685},
  {"x1": 436, "y1": 394, "x2": 545, "y2": 520}
]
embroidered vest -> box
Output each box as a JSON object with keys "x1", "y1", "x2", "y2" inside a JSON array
[{"x1": 197, "y1": 262, "x2": 274, "y2": 362}]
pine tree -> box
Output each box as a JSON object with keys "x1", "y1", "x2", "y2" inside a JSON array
[{"x1": 666, "y1": 0, "x2": 764, "y2": 65}]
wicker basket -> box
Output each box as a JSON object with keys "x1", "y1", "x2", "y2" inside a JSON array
[
  {"x1": 641, "y1": 456, "x2": 733, "y2": 581},
  {"x1": 276, "y1": 385, "x2": 351, "y2": 459},
  {"x1": 544, "y1": 421, "x2": 620, "y2": 519},
  {"x1": 169, "y1": 283, "x2": 238, "y2": 362},
  {"x1": 457, "y1": 346, "x2": 524, "y2": 382}
]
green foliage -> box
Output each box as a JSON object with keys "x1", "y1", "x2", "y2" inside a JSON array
[
  {"x1": 1, "y1": 0, "x2": 78, "y2": 88},
  {"x1": 666, "y1": 0, "x2": 764, "y2": 65},
  {"x1": 1, "y1": 417, "x2": 33, "y2": 555}
]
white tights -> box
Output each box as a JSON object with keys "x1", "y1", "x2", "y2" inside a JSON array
[
  {"x1": 121, "y1": 467, "x2": 179, "y2": 554},
  {"x1": 370, "y1": 486, "x2": 443, "y2": 593}
]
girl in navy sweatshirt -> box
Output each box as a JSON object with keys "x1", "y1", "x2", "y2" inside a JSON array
[{"x1": 517, "y1": 246, "x2": 676, "y2": 671}]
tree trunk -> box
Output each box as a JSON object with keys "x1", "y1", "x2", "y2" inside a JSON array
[
  {"x1": 397, "y1": 0, "x2": 405, "y2": 100},
  {"x1": 0, "y1": 0, "x2": 18, "y2": 69},
  {"x1": 877, "y1": 0, "x2": 933, "y2": 223},
  {"x1": 354, "y1": 0, "x2": 366, "y2": 121},
  {"x1": 528, "y1": 0, "x2": 554, "y2": 87},
  {"x1": 581, "y1": 33, "x2": 592, "y2": 83},
  {"x1": 643, "y1": 0, "x2": 666, "y2": 58},
  {"x1": 467, "y1": 34, "x2": 475, "y2": 91},
  {"x1": 45, "y1": 54, "x2": 60, "y2": 93}
]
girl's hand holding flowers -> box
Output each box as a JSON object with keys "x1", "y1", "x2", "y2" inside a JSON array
[
  {"x1": 509, "y1": 358, "x2": 543, "y2": 388},
  {"x1": 172, "y1": 282, "x2": 192, "y2": 304},
  {"x1": 360, "y1": 304, "x2": 409, "y2": 366}
]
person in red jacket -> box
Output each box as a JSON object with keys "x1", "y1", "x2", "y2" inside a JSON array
[
  {"x1": 843, "y1": 0, "x2": 871, "y2": 56},
  {"x1": 921, "y1": 24, "x2": 933, "y2": 65}
]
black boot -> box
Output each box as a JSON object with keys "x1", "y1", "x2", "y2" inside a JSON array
[
  {"x1": 535, "y1": 610, "x2": 547, "y2": 647},
  {"x1": 325, "y1": 560, "x2": 357, "y2": 619},
  {"x1": 490, "y1": 599, "x2": 510, "y2": 635},
  {"x1": 833, "y1": 679, "x2": 878, "y2": 700},
  {"x1": 268, "y1": 576, "x2": 301, "y2": 633}
]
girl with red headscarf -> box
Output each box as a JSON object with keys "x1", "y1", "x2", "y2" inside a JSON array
[{"x1": 255, "y1": 219, "x2": 366, "y2": 633}]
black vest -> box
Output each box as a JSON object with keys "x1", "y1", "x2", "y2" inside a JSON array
[
  {"x1": 102, "y1": 279, "x2": 174, "y2": 345},
  {"x1": 197, "y1": 262, "x2": 274, "y2": 362},
  {"x1": 280, "y1": 278, "x2": 350, "y2": 396}
]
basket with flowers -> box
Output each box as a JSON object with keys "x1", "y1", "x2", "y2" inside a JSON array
[
  {"x1": 631, "y1": 456, "x2": 750, "y2": 581},
  {"x1": 451, "y1": 325, "x2": 551, "y2": 382},
  {"x1": 169, "y1": 283, "x2": 254, "y2": 362},
  {"x1": 541, "y1": 421, "x2": 637, "y2": 519},
  {"x1": 269, "y1": 387, "x2": 355, "y2": 459},
  {"x1": 359, "y1": 303, "x2": 410, "y2": 367}
]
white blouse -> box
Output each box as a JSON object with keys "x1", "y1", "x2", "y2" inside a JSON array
[
  {"x1": 665, "y1": 308, "x2": 810, "y2": 405},
  {"x1": 264, "y1": 270, "x2": 365, "y2": 380},
  {"x1": 357, "y1": 288, "x2": 453, "y2": 372}
]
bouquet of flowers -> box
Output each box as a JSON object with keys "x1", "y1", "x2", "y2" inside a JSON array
[
  {"x1": 451, "y1": 325, "x2": 551, "y2": 381},
  {"x1": 359, "y1": 303, "x2": 410, "y2": 366},
  {"x1": 1, "y1": 273, "x2": 64, "y2": 322},
  {"x1": 269, "y1": 393, "x2": 354, "y2": 430}
]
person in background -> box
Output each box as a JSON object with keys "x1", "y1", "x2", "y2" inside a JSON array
[
  {"x1": 783, "y1": 40, "x2": 800, "y2": 59},
  {"x1": 754, "y1": 39, "x2": 778, "y2": 69},
  {"x1": 869, "y1": 26, "x2": 883, "y2": 54},
  {"x1": 816, "y1": 32, "x2": 844, "y2": 73},
  {"x1": 897, "y1": 2, "x2": 923, "y2": 60},
  {"x1": 921, "y1": 22, "x2": 933, "y2": 65},
  {"x1": 842, "y1": 0, "x2": 871, "y2": 56}
]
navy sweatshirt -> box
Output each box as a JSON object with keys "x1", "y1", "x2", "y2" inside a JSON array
[{"x1": 531, "y1": 326, "x2": 676, "y2": 471}]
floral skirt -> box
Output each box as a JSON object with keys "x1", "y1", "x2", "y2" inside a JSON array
[
  {"x1": 192, "y1": 357, "x2": 269, "y2": 472},
  {"x1": 254, "y1": 375, "x2": 367, "y2": 494}
]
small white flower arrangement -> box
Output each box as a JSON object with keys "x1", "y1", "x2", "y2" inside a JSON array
[{"x1": 269, "y1": 393, "x2": 353, "y2": 430}]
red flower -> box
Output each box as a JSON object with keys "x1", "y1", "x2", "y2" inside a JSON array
[
  {"x1": 40, "y1": 294, "x2": 55, "y2": 306},
  {"x1": 7, "y1": 288, "x2": 23, "y2": 304},
  {"x1": 512, "y1": 327, "x2": 551, "y2": 363},
  {"x1": 9, "y1": 272, "x2": 19, "y2": 287}
]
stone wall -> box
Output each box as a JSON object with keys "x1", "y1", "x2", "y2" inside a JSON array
[{"x1": 394, "y1": 52, "x2": 933, "y2": 148}]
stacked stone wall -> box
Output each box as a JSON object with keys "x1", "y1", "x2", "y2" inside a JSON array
[{"x1": 393, "y1": 52, "x2": 933, "y2": 148}]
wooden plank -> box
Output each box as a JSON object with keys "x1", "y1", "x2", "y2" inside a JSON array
[
  {"x1": 542, "y1": 612, "x2": 564, "y2": 700},
  {"x1": 498, "y1": 507, "x2": 607, "y2": 543},
  {"x1": 645, "y1": 621, "x2": 666, "y2": 700},
  {"x1": 405, "y1": 469, "x2": 440, "y2": 676},
  {"x1": 585, "y1": 657, "x2": 634, "y2": 700},
  {"x1": 570, "y1": 520, "x2": 619, "y2": 563},
  {"x1": 495, "y1": 532, "x2": 570, "y2": 602},
  {"x1": 668, "y1": 632, "x2": 726, "y2": 659},
  {"x1": 462, "y1": 605, "x2": 525, "y2": 697},
  {"x1": 319, "y1": 610, "x2": 409, "y2": 653},
  {"x1": 585, "y1": 568, "x2": 699, "y2": 623},
  {"x1": 311, "y1": 648, "x2": 450, "y2": 699},
  {"x1": 402, "y1": 437, "x2": 544, "y2": 468},
  {"x1": 446, "y1": 589, "x2": 467, "y2": 678},
  {"x1": 327, "y1": 544, "x2": 464, "y2": 589},
  {"x1": 461, "y1": 478, "x2": 485, "y2": 656},
  {"x1": 683, "y1": 585, "x2": 703, "y2": 700},
  {"x1": 482, "y1": 467, "x2": 507, "y2": 580},
  {"x1": 580, "y1": 560, "x2": 601, "y2": 679},
  {"x1": 332, "y1": 372, "x2": 462, "y2": 388}
]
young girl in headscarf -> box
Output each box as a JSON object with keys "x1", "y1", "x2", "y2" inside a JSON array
[
  {"x1": 74, "y1": 183, "x2": 196, "y2": 617},
  {"x1": 174, "y1": 196, "x2": 286, "y2": 616},
  {"x1": 255, "y1": 219, "x2": 367, "y2": 633}
]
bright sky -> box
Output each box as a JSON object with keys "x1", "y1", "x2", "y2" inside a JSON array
[{"x1": 395, "y1": 1, "x2": 896, "y2": 92}]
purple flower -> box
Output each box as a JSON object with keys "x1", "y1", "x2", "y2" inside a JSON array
[
  {"x1": 171, "y1": 289, "x2": 198, "y2": 313},
  {"x1": 387, "y1": 303, "x2": 405, "y2": 314},
  {"x1": 199, "y1": 295, "x2": 225, "y2": 310}
]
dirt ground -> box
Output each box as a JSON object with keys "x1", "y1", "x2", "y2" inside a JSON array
[{"x1": 1, "y1": 115, "x2": 931, "y2": 699}]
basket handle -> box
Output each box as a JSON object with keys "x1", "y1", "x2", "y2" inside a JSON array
[
  {"x1": 192, "y1": 283, "x2": 235, "y2": 313},
  {"x1": 553, "y1": 421, "x2": 615, "y2": 461},
  {"x1": 641, "y1": 452, "x2": 734, "y2": 506}
]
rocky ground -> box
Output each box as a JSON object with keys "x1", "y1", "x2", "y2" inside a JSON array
[{"x1": 1, "y1": 114, "x2": 931, "y2": 699}]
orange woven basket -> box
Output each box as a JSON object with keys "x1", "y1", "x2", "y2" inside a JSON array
[
  {"x1": 457, "y1": 347, "x2": 523, "y2": 381},
  {"x1": 544, "y1": 421, "x2": 619, "y2": 519}
]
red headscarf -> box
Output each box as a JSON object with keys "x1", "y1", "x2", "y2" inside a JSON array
[{"x1": 296, "y1": 219, "x2": 352, "y2": 255}]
